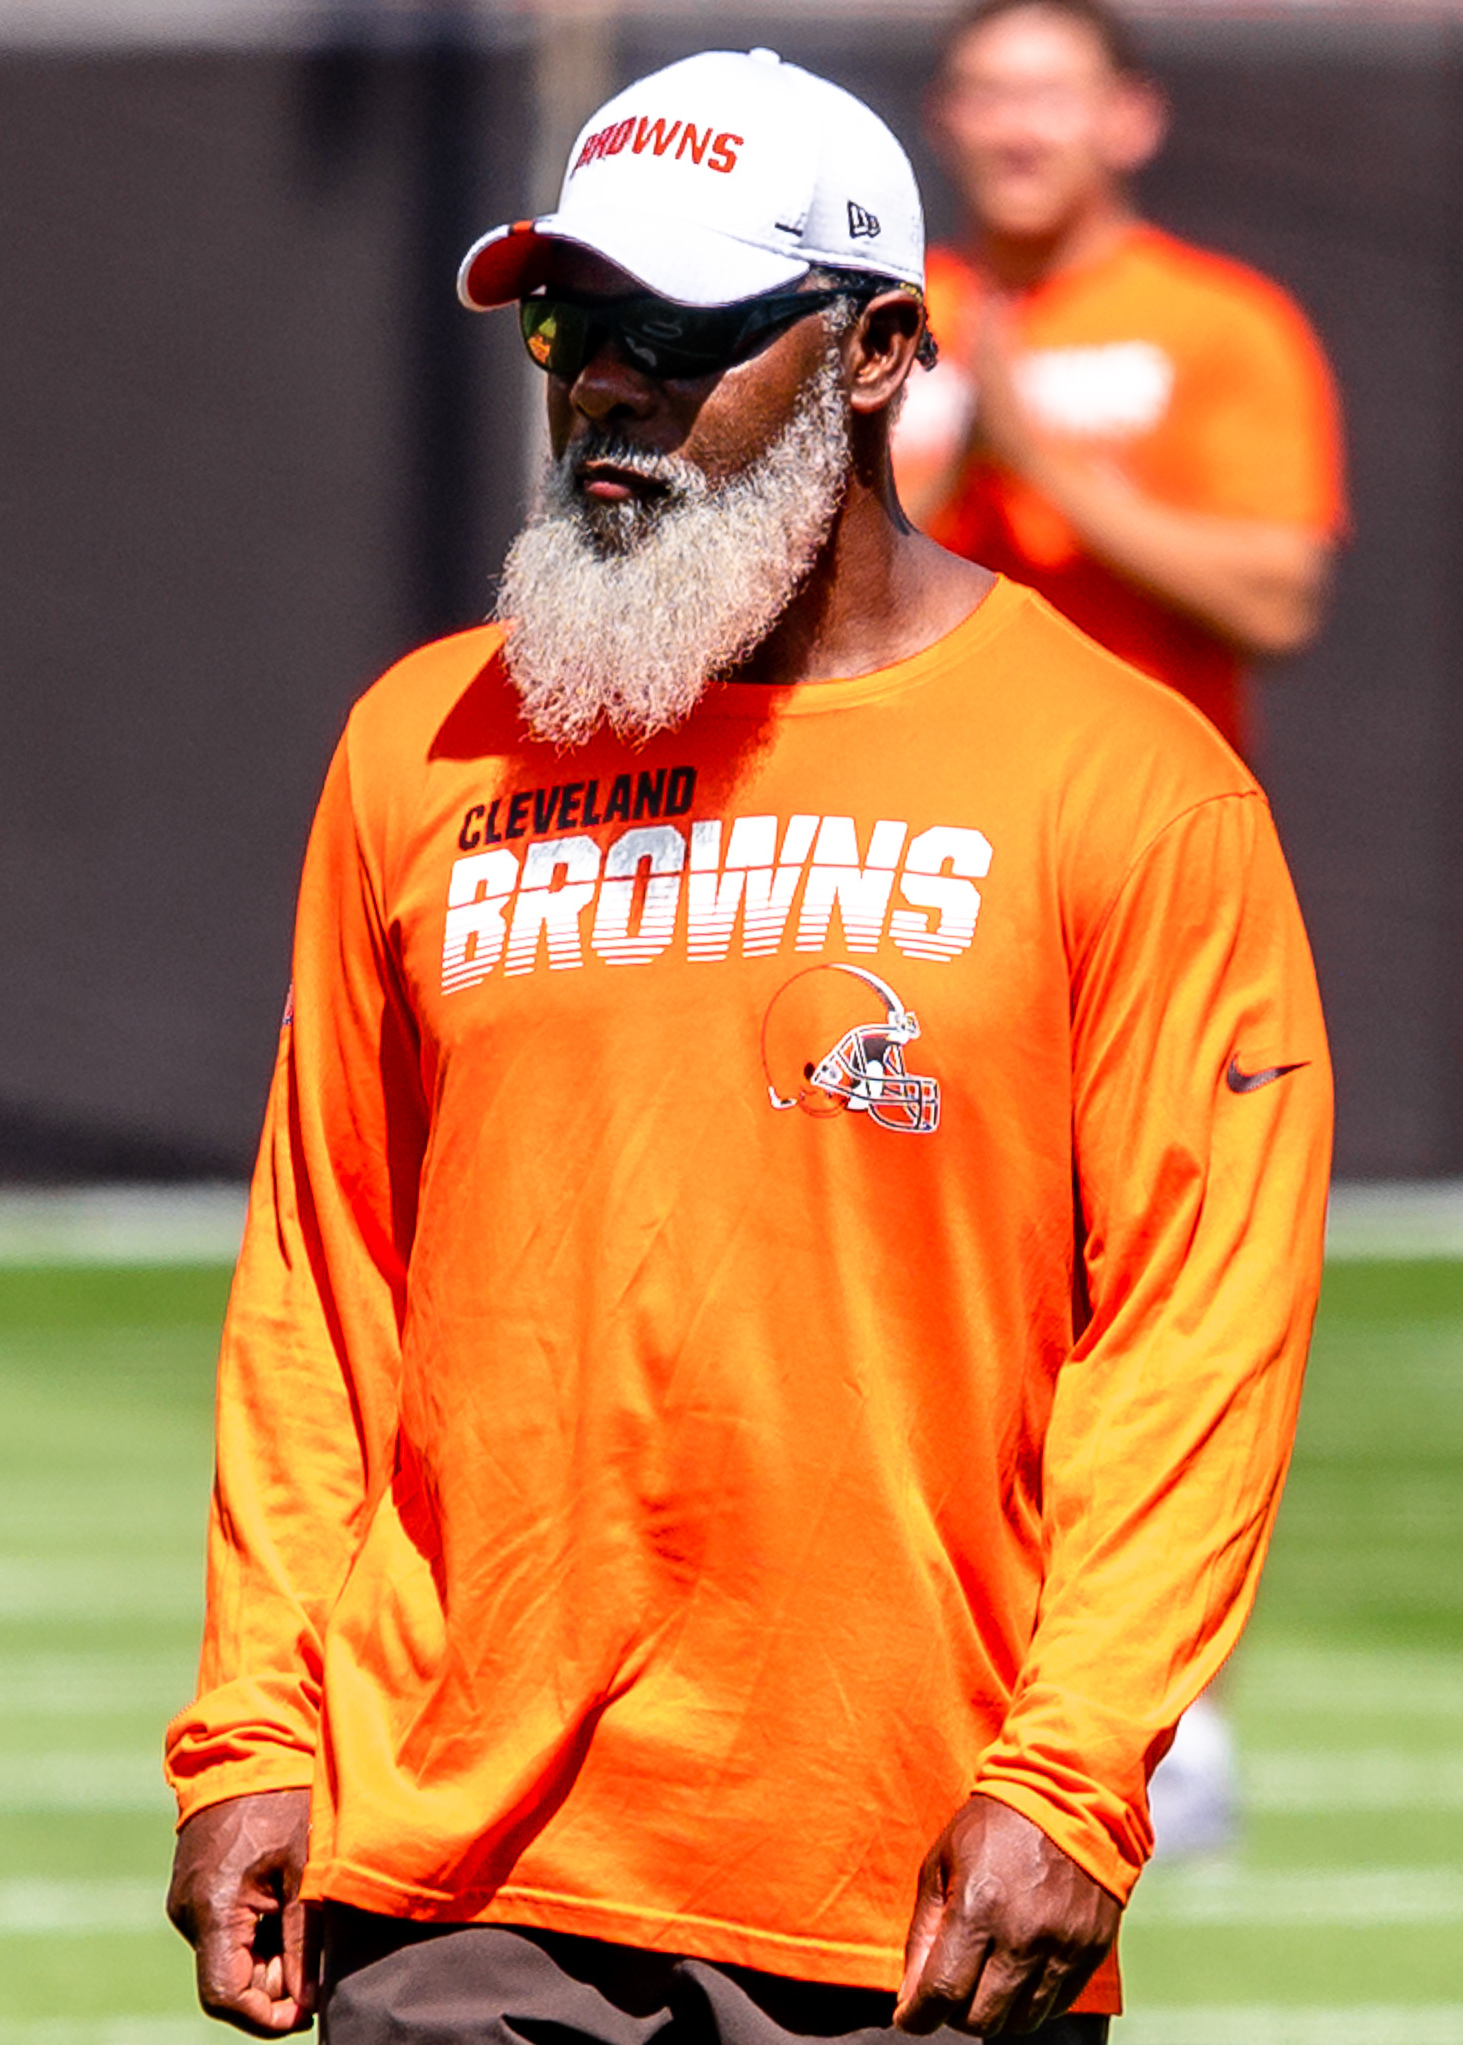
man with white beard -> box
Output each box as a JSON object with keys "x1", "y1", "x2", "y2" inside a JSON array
[
  {"x1": 164, "y1": 48, "x2": 1331, "y2": 2045},
  {"x1": 497, "y1": 334, "x2": 856, "y2": 746}
]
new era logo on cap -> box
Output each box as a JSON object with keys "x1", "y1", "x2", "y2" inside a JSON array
[{"x1": 457, "y1": 47, "x2": 925, "y2": 313}]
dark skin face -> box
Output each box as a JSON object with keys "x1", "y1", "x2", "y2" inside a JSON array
[
  {"x1": 544, "y1": 248, "x2": 829, "y2": 498},
  {"x1": 540, "y1": 245, "x2": 992, "y2": 687}
]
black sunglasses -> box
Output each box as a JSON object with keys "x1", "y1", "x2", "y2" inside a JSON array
[{"x1": 518, "y1": 284, "x2": 876, "y2": 384}]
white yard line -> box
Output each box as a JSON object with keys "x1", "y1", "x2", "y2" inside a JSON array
[
  {"x1": 7, "y1": 1867, "x2": 1460, "y2": 1934},
  {"x1": 1133, "y1": 1865, "x2": 1463, "y2": 1926},
  {"x1": 0, "y1": 1176, "x2": 1458, "y2": 1265},
  {"x1": 0, "y1": 1185, "x2": 246, "y2": 1266},
  {"x1": 1118, "y1": 2009, "x2": 1463, "y2": 2045},
  {"x1": 10, "y1": 1742, "x2": 1462, "y2": 1818},
  {"x1": 1241, "y1": 1647, "x2": 1463, "y2": 1715},
  {"x1": 0, "y1": 1557, "x2": 201, "y2": 1622},
  {"x1": 0, "y1": 1753, "x2": 169, "y2": 1813},
  {"x1": 19, "y1": 1742, "x2": 1460, "y2": 1817},
  {"x1": 0, "y1": 1652, "x2": 196, "y2": 1716},
  {"x1": 0, "y1": 2026, "x2": 214, "y2": 2045},
  {"x1": 0, "y1": 1879, "x2": 162, "y2": 1934},
  {"x1": 1326, "y1": 1179, "x2": 1463, "y2": 1259},
  {"x1": 0, "y1": 2027, "x2": 1416, "y2": 2045},
  {"x1": 1245, "y1": 1751, "x2": 1463, "y2": 1809},
  {"x1": 12, "y1": 2016, "x2": 1452, "y2": 2045}
]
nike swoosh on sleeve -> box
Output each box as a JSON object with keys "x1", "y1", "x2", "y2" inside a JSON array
[{"x1": 1226, "y1": 1057, "x2": 1310, "y2": 1094}]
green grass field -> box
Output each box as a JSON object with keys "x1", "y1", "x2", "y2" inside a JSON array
[{"x1": 0, "y1": 1257, "x2": 1459, "y2": 2045}]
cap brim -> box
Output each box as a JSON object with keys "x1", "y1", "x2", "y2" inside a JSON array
[
  {"x1": 457, "y1": 221, "x2": 558, "y2": 309},
  {"x1": 458, "y1": 207, "x2": 809, "y2": 311}
]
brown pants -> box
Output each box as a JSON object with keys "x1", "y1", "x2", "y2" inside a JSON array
[{"x1": 320, "y1": 1909, "x2": 1110, "y2": 2045}]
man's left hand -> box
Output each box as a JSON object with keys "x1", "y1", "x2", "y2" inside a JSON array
[{"x1": 894, "y1": 1794, "x2": 1121, "y2": 2037}]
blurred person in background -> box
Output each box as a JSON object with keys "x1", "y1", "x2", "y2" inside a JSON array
[
  {"x1": 898, "y1": 0, "x2": 1347, "y2": 1854},
  {"x1": 895, "y1": 0, "x2": 1346, "y2": 764}
]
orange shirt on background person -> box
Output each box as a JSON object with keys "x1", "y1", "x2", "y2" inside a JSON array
[
  {"x1": 894, "y1": 225, "x2": 1346, "y2": 753},
  {"x1": 164, "y1": 581, "x2": 1331, "y2": 2019}
]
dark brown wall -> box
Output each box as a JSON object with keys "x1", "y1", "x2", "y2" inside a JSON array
[
  {"x1": 0, "y1": 42, "x2": 529, "y2": 1173},
  {"x1": 1138, "y1": 22, "x2": 1463, "y2": 1178},
  {"x1": 0, "y1": 19, "x2": 1454, "y2": 1176}
]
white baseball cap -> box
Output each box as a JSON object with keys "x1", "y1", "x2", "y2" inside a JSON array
[{"x1": 458, "y1": 47, "x2": 925, "y2": 312}]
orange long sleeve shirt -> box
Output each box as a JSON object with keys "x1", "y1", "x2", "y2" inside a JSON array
[{"x1": 166, "y1": 580, "x2": 1331, "y2": 2015}]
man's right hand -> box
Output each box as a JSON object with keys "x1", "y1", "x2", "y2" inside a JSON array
[{"x1": 166, "y1": 1788, "x2": 318, "y2": 2035}]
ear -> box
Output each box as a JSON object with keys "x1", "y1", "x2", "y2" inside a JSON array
[
  {"x1": 845, "y1": 292, "x2": 926, "y2": 418},
  {"x1": 1105, "y1": 75, "x2": 1167, "y2": 175}
]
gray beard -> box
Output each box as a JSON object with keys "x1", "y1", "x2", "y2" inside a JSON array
[{"x1": 496, "y1": 349, "x2": 852, "y2": 747}]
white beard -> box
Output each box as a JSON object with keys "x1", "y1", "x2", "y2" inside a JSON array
[{"x1": 496, "y1": 349, "x2": 852, "y2": 747}]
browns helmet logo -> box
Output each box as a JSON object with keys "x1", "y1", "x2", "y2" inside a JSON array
[{"x1": 761, "y1": 964, "x2": 940, "y2": 1134}]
